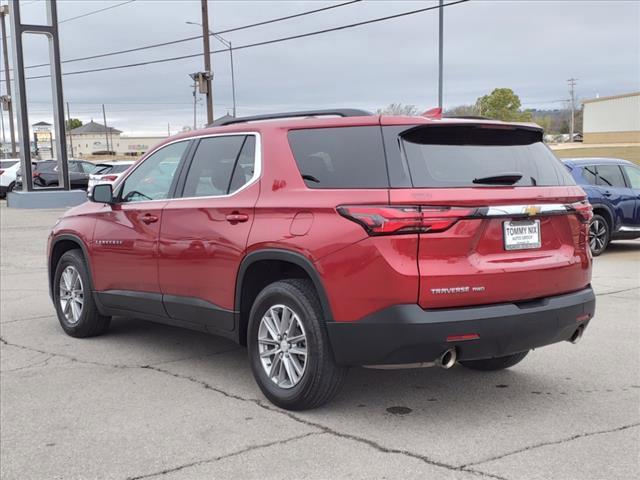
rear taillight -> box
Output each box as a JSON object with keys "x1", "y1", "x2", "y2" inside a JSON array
[
  {"x1": 337, "y1": 205, "x2": 477, "y2": 235},
  {"x1": 102, "y1": 175, "x2": 118, "y2": 182},
  {"x1": 32, "y1": 172, "x2": 40, "y2": 178},
  {"x1": 569, "y1": 201, "x2": 593, "y2": 223}
]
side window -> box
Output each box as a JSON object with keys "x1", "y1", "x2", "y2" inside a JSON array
[
  {"x1": 596, "y1": 165, "x2": 626, "y2": 187},
  {"x1": 182, "y1": 135, "x2": 253, "y2": 198},
  {"x1": 119, "y1": 141, "x2": 188, "y2": 203},
  {"x1": 582, "y1": 166, "x2": 598, "y2": 185},
  {"x1": 623, "y1": 166, "x2": 640, "y2": 189},
  {"x1": 68, "y1": 162, "x2": 82, "y2": 173},
  {"x1": 229, "y1": 136, "x2": 256, "y2": 193},
  {"x1": 288, "y1": 126, "x2": 388, "y2": 188}
]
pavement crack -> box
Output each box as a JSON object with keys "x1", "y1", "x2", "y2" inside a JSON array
[
  {"x1": 595, "y1": 286, "x2": 639, "y2": 297},
  {"x1": 461, "y1": 422, "x2": 640, "y2": 470},
  {"x1": 141, "y1": 365, "x2": 504, "y2": 480},
  {"x1": 127, "y1": 432, "x2": 320, "y2": 479},
  {"x1": 148, "y1": 347, "x2": 241, "y2": 366}
]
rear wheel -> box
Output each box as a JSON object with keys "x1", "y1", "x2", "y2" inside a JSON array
[
  {"x1": 589, "y1": 214, "x2": 610, "y2": 256},
  {"x1": 53, "y1": 250, "x2": 110, "y2": 338},
  {"x1": 248, "y1": 279, "x2": 347, "y2": 410},
  {"x1": 459, "y1": 351, "x2": 528, "y2": 371}
]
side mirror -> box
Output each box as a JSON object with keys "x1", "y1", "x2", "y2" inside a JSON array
[{"x1": 91, "y1": 184, "x2": 114, "y2": 204}]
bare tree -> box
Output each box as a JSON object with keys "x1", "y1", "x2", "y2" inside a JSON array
[{"x1": 376, "y1": 103, "x2": 420, "y2": 116}]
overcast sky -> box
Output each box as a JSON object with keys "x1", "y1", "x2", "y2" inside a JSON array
[{"x1": 2, "y1": 0, "x2": 639, "y2": 135}]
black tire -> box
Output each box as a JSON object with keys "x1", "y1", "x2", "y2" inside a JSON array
[
  {"x1": 53, "y1": 249, "x2": 110, "y2": 338},
  {"x1": 247, "y1": 279, "x2": 347, "y2": 410},
  {"x1": 459, "y1": 351, "x2": 528, "y2": 371},
  {"x1": 7, "y1": 181, "x2": 15, "y2": 194},
  {"x1": 589, "y1": 214, "x2": 610, "y2": 256}
]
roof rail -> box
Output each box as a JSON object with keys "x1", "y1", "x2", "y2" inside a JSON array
[
  {"x1": 209, "y1": 109, "x2": 372, "y2": 127},
  {"x1": 443, "y1": 115, "x2": 493, "y2": 120}
]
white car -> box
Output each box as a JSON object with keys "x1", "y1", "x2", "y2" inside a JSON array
[
  {"x1": 87, "y1": 161, "x2": 135, "y2": 193},
  {"x1": 0, "y1": 159, "x2": 21, "y2": 197}
]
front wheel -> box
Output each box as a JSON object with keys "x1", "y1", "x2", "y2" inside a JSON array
[
  {"x1": 459, "y1": 351, "x2": 528, "y2": 371},
  {"x1": 53, "y1": 250, "x2": 111, "y2": 338},
  {"x1": 248, "y1": 279, "x2": 347, "y2": 410}
]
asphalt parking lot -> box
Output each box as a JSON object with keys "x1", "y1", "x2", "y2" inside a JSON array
[{"x1": 1, "y1": 202, "x2": 638, "y2": 480}]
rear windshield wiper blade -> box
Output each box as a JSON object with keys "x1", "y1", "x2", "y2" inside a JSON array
[{"x1": 472, "y1": 172, "x2": 523, "y2": 185}]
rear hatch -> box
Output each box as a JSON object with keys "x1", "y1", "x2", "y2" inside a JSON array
[{"x1": 386, "y1": 123, "x2": 592, "y2": 308}]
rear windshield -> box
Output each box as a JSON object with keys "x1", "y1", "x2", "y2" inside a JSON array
[
  {"x1": 0, "y1": 161, "x2": 18, "y2": 168},
  {"x1": 35, "y1": 161, "x2": 57, "y2": 172},
  {"x1": 399, "y1": 126, "x2": 574, "y2": 187},
  {"x1": 110, "y1": 164, "x2": 132, "y2": 174},
  {"x1": 288, "y1": 126, "x2": 388, "y2": 188}
]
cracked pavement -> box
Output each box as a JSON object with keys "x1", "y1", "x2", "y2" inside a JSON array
[{"x1": 1, "y1": 204, "x2": 639, "y2": 479}]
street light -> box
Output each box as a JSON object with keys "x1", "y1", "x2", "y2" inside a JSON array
[{"x1": 186, "y1": 21, "x2": 237, "y2": 118}]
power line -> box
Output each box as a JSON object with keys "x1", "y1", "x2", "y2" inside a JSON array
[
  {"x1": 3, "y1": 0, "x2": 361, "y2": 73},
  {"x1": 59, "y1": 0, "x2": 136, "y2": 24},
  {"x1": 10, "y1": 0, "x2": 469, "y2": 82}
]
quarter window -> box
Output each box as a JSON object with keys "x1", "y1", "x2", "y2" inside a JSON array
[
  {"x1": 623, "y1": 165, "x2": 640, "y2": 189},
  {"x1": 596, "y1": 165, "x2": 626, "y2": 188},
  {"x1": 119, "y1": 141, "x2": 188, "y2": 202},
  {"x1": 182, "y1": 135, "x2": 256, "y2": 198}
]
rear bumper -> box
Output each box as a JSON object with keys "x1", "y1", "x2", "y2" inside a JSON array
[{"x1": 326, "y1": 287, "x2": 595, "y2": 366}]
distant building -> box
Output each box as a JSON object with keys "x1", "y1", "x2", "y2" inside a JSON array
[
  {"x1": 582, "y1": 92, "x2": 640, "y2": 144},
  {"x1": 69, "y1": 120, "x2": 165, "y2": 157}
]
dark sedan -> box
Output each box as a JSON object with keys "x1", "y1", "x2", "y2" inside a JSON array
[{"x1": 15, "y1": 160, "x2": 98, "y2": 190}]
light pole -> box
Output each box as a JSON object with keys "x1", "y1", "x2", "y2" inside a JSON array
[{"x1": 186, "y1": 21, "x2": 237, "y2": 117}]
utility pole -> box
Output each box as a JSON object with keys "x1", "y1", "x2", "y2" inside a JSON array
[
  {"x1": 200, "y1": 0, "x2": 213, "y2": 124},
  {"x1": 192, "y1": 78, "x2": 197, "y2": 129},
  {"x1": 438, "y1": 0, "x2": 444, "y2": 110},
  {"x1": 66, "y1": 102, "x2": 73, "y2": 158},
  {"x1": 567, "y1": 78, "x2": 577, "y2": 142},
  {"x1": 101, "y1": 104, "x2": 110, "y2": 154},
  {"x1": 0, "y1": 6, "x2": 16, "y2": 156}
]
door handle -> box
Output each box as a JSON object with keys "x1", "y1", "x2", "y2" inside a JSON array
[
  {"x1": 141, "y1": 214, "x2": 159, "y2": 224},
  {"x1": 602, "y1": 191, "x2": 612, "y2": 197},
  {"x1": 226, "y1": 213, "x2": 249, "y2": 223}
]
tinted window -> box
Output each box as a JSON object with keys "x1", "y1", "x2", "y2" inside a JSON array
[
  {"x1": 399, "y1": 126, "x2": 574, "y2": 187},
  {"x1": 120, "y1": 141, "x2": 188, "y2": 202},
  {"x1": 94, "y1": 165, "x2": 112, "y2": 175},
  {"x1": 623, "y1": 165, "x2": 640, "y2": 189},
  {"x1": 582, "y1": 166, "x2": 598, "y2": 185},
  {"x1": 0, "y1": 161, "x2": 18, "y2": 168},
  {"x1": 182, "y1": 136, "x2": 247, "y2": 198},
  {"x1": 111, "y1": 164, "x2": 133, "y2": 174},
  {"x1": 229, "y1": 136, "x2": 256, "y2": 193},
  {"x1": 288, "y1": 126, "x2": 388, "y2": 188},
  {"x1": 35, "y1": 161, "x2": 56, "y2": 172},
  {"x1": 597, "y1": 165, "x2": 626, "y2": 187}
]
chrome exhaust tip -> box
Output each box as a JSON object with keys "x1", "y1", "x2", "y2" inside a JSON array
[
  {"x1": 570, "y1": 326, "x2": 584, "y2": 344},
  {"x1": 437, "y1": 348, "x2": 457, "y2": 369}
]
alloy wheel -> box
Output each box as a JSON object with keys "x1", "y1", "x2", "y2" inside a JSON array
[
  {"x1": 589, "y1": 218, "x2": 607, "y2": 254},
  {"x1": 59, "y1": 265, "x2": 84, "y2": 324},
  {"x1": 258, "y1": 304, "x2": 308, "y2": 389}
]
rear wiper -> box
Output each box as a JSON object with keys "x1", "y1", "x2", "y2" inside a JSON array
[
  {"x1": 472, "y1": 172, "x2": 523, "y2": 185},
  {"x1": 301, "y1": 174, "x2": 320, "y2": 183}
]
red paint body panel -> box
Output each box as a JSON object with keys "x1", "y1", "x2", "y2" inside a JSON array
[{"x1": 158, "y1": 183, "x2": 260, "y2": 311}]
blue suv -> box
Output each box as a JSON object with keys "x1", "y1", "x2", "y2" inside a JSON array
[{"x1": 563, "y1": 158, "x2": 640, "y2": 255}]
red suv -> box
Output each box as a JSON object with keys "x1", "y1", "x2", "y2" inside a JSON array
[{"x1": 48, "y1": 109, "x2": 596, "y2": 410}]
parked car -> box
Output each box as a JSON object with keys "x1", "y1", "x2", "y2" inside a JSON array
[
  {"x1": 87, "y1": 161, "x2": 135, "y2": 193},
  {"x1": 0, "y1": 159, "x2": 20, "y2": 197},
  {"x1": 16, "y1": 159, "x2": 98, "y2": 190},
  {"x1": 48, "y1": 109, "x2": 595, "y2": 410},
  {"x1": 563, "y1": 157, "x2": 640, "y2": 255}
]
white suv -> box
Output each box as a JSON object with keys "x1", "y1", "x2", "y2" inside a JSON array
[
  {"x1": 0, "y1": 159, "x2": 20, "y2": 197},
  {"x1": 87, "y1": 160, "x2": 135, "y2": 193}
]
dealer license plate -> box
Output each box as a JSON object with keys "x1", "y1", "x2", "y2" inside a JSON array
[{"x1": 503, "y1": 219, "x2": 541, "y2": 250}]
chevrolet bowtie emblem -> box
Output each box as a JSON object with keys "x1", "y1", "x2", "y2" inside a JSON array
[{"x1": 524, "y1": 205, "x2": 541, "y2": 216}]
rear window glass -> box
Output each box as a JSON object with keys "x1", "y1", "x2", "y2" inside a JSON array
[
  {"x1": 35, "y1": 161, "x2": 57, "y2": 172},
  {"x1": 288, "y1": 126, "x2": 388, "y2": 188},
  {"x1": 398, "y1": 126, "x2": 574, "y2": 187},
  {"x1": 0, "y1": 161, "x2": 17, "y2": 168},
  {"x1": 111, "y1": 164, "x2": 132, "y2": 174}
]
